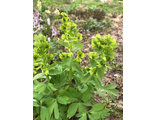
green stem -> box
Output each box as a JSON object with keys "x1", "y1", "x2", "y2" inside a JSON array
[
  {"x1": 46, "y1": 75, "x2": 50, "y2": 83},
  {"x1": 69, "y1": 64, "x2": 72, "y2": 87},
  {"x1": 69, "y1": 45, "x2": 73, "y2": 87},
  {"x1": 43, "y1": 58, "x2": 50, "y2": 83}
]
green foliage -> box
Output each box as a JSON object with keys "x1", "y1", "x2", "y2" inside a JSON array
[
  {"x1": 75, "y1": 17, "x2": 104, "y2": 32},
  {"x1": 110, "y1": 58, "x2": 123, "y2": 72},
  {"x1": 33, "y1": 12, "x2": 119, "y2": 120}
]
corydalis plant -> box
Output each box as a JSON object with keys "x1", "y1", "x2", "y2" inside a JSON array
[
  {"x1": 33, "y1": 12, "x2": 119, "y2": 120},
  {"x1": 33, "y1": 11, "x2": 43, "y2": 34},
  {"x1": 52, "y1": 27, "x2": 60, "y2": 37}
]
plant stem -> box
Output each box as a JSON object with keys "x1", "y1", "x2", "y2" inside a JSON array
[
  {"x1": 69, "y1": 64, "x2": 72, "y2": 87},
  {"x1": 69, "y1": 45, "x2": 73, "y2": 87},
  {"x1": 46, "y1": 75, "x2": 50, "y2": 83}
]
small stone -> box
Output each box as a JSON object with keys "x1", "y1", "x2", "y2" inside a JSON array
[
  {"x1": 80, "y1": 29, "x2": 83, "y2": 32},
  {"x1": 108, "y1": 75, "x2": 112, "y2": 78},
  {"x1": 87, "y1": 34, "x2": 90, "y2": 37}
]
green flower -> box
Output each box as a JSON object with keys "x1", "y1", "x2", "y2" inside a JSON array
[
  {"x1": 60, "y1": 24, "x2": 67, "y2": 31},
  {"x1": 62, "y1": 17, "x2": 68, "y2": 23},
  {"x1": 85, "y1": 66, "x2": 90, "y2": 71},
  {"x1": 89, "y1": 52, "x2": 98, "y2": 59},
  {"x1": 95, "y1": 34, "x2": 101, "y2": 41},
  {"x1": 77, "y1": 32, "x2": 82, "y2": 41},
  {"x1": 111, "y1": 39, "x2": 116, "y2": 45},
  {"x1": 33, "y1": 54, "x2": 38, "y2": 61},
  {"x1": 61, "y1": 34, "x2": 66, "y2": 40},
  {"x1": 97, "y1": 62, "x2": 103, "y2": 68},
  {"x1": 67, "y1": 53, "x2": 72, "y2": 57},
  {"x1": 44, "y1": 69, "x2": 49, "y2": 75},
  {"x1": 77, "y1": 50, "x2": 85, "y2": 58},
  {"x1": 61, "y1": 12, "x2": 68, "y2": 17},
  {"x1": 71, "y1": 23, "x2": 77, "y2": 28},
  {"x1": 74, "y1": 58, "x2": 82, "y2": 63},
  {"x1": 59, "y1": 52, "x2": 67, "y2": 59},
  {"x1": 89, "y1": 67, "x2": 96, "y2": 75},
  {"x1": 46, "y1": 54, "x2": 53, "y2": 62}
]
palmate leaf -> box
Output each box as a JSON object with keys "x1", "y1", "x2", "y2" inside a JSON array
[
  {"x1": 89, "y1": 103, "x2": 110, "y2": 119},
  {"x1": 33, "y1": 73, "x2": 45, "y2": 81},
  {"x1": 47, "y1": 83, "x2": 57, "y2": 93},
  {"x1": 106, "y1": 51, "x2": 117, "y2": 58},
  {"x1": 49, "y1": 69, "x2": 62, "y2": 76},
  {"x1": 57, "y1": 40, "x2": 70, "y2": 48},
  {"x1": 103, "y1": 83, "x2": 119, "y2": 97},
  {"x1": 62, "y1": 57, "x2": 73, "y2": 66},
  {"x1": 68, "y1": 87, "x2": 81, "y2": 98},
  {"x1": 89, "y1": 103, "x2": 105, "y2": 112},
  {"x1": 72, "y1": 61, "x2": 82, "y2": 73},
  {"x1": 96, "y1": 67, "x2": 104, "y2": 81},
  {"x1": 93, "y1": 77, "x2": 103, "y2": 89},
  {"x1": 82, "y1": 94, "x2": 92, "y2": 102},
  {"x1": 79, "y1": 84, "x2": 88, "y2": 93},
  {"x1": 34, "y1": 82, "x2": 47, "y2": 94},
  {"x1": 83, "y1": 101, "x2": 93, "y2": 107},
  {"x1": 67, "y1": 103, "x2": 87, "y2": 119},
  {"x1": 48, "y1": 100, "x2": 59, "y2": 119},
  {"x1": 79, "y1": 113, "x2": 87, "y2": 120},
  {"x1": 57, "y1": 96, "x2": 69, "y2": 105},
  {"x1": 40, "y1": 106, "x2": 50, "y2": 120},
  {"x1": 54, "y1": 101, "x2": 59, "y2": 119},
  {"x1": 82, "y1": 72, "x2": 92, "y2": 83},
  {"x1": 33, "y1": 99, "x2": 40, "y2": 107},
  {"x1": 72, "y1": 42, "x2": 84, "y2": 51},
  {"x1": 67, "y1": 103, "x2": 79, "y2": 119},
  {"x1": 90, "y1": 109, "x2": 110, "y2": 120},
  {"x1": 97, "y1": 89, "x2": 108, "y2": 103},
  {"x1": 89, "y1": 59, "x2": 97, "y2": 67}
]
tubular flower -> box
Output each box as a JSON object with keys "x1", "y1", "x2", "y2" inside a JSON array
[
  {"x1": 77, "y1": 32, "x2": 82, "y2": 41},
  {"x1": 74, "y1": 58, "x2": 82, "y2": 63},
  {"x1": 67, "y1": 53, "x2": 72, "y2": 57},
  {"x1": 77, "y1": 50, "x2": 85, "y2": 58},
  {"x1": 89, "y1": 52, "x2": 98, "y2": 59},
  {"x1": 59, "y1": 52, "x2": 67, "y2": 59},
  {"x1": 46, "y1": 54, "x2": 53, "y2": 62},
  {"x1": 61, "y1": 12, "x2": 68, "y2": 17},
  {"x1": 60, "y1": 24, "x2": 67, "y2": 32},
  {"x1": 97, "y1": 62, "x2": 103, "y2": 68},
  {"x1": 33, "y1": 54, "x2": 38, "y2": 61},
  {"x1": 85, "y1": 66, "x2": 90, "y2": 71},
  {"x1": 95, "y1": 34, "x2": 101, "y2": 41},
  {"x1": 44, "y1": 69, "x2": 49, "y2": 75},
  {"x1": 89, "y1": 67, "x2": 96, "y2": 75}
]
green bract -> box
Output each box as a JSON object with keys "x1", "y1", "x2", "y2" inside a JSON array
[
  {"x1": 33, "y1": 12, "x2": 119, "y2": 120},
  {"x1": 89, "y1": 52, "x2": 98, "y2": 59},
  {"x1": 77, "y1": 50, "x2": 85, "y2": 58}
]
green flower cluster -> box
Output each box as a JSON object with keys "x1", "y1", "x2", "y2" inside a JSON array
[
  {"x1": 84, "y1": 66, "x2": 96, "y2": 76},
  {"x1": 85, "y1": 34, "x2": 117, "y2": 76},
  {"x1": 60, "y1": 12, "x2": 83, "y2": 50},
  {"x1": 33, "y1": 34, "x2": 53, "y2": 75},
  {"x1": 92, "y1": 34, "x2": 116, "y2": 53},
  {"x1": 89, "y1": 52, "x2": 98, "y2": 59},
  {"x1": 74, "y1": 50, "x2": 85, "y2": 63},
  {"x1": 59, "y1": 52, "x2": 72, "y2": 59}
]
